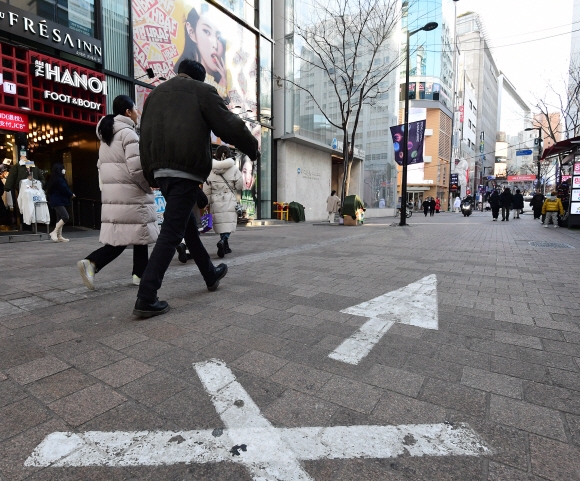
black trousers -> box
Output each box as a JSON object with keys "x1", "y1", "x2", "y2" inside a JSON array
[
  {"x1": 491, "y1": 206, "x2": 500, "y2": 219},
  {"x1": 137, "y1": 177, "x2": 216, "y2": 302},
  {"x1": 501, "y1": 207, "x2": 510, "y2": 220},
  {"x1": 86, "y1": 244, "x2": 149, "y2": 277}
]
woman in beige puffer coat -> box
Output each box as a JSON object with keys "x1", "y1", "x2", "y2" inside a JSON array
[
  {"x1": 76, "y1": 95, "x2": 159, "y2": 290},
  {"x1": 203, "y1": 145, "x2": 242, "y2": 258}
]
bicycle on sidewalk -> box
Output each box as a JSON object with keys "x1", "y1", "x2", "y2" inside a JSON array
[{"x1": 395, "y1": 202, "x2": 414, "y2": 218}]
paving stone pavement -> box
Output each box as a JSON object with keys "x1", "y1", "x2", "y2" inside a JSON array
[{"x1": 1, "y1": 212, "x2": 580, "y2": 480}]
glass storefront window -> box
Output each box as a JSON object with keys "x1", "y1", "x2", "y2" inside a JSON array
[
  {"x1": 260, "y1": 37, "x2": 272, "y2": 125},
  {"x1": 260, "y1": 127, "x2": 272, "y2": 218},
  {"x1": 259, "y1": 0, "x2": 271, "y2": 37},
  {"x1": 102, "y1": 0, "x2": 129, "y2": 76},
  {"x1": 213, "y1": 0, "x2": 255, "y2": 25},
  {"x1": 5, "y1": 0, "x2": 96, "y2": 38}
]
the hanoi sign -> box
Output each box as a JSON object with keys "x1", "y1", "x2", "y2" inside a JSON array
[
  {"x1": 33, "y1": 59, "x2": 106, "y2": 111},
  {"x1": 0, "y1": 3, "x2": 102, "y2": 64}
]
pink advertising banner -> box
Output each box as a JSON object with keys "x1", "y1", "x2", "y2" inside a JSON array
[{"x1": 132, "y1": 0, "x2": 258, "y2": 130}]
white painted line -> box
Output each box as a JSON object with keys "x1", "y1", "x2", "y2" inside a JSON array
[
  {"x1": 25, "y1": 358, "x2": 490, "y2": 479},
  {"x1": 25, "y1": 424, "x2": 489, "y2": 467},
  {"x1": 329, "y1": 275, "x2": 438, "y2": 365}
]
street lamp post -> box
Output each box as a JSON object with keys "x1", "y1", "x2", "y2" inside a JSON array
[
  {"x1": 400, "y1": 21, "x2": 439, "y2": 226},
  {"x1": 525, "y1": 126, "x2": 543, "y2": 193}
]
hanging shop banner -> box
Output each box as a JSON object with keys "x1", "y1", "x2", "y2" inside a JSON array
[
  {"x1": 450, "y1": 174, "x2": 458, "y2": 192},
  {"x1": 0, "y1": 3, "x2": 102, "y2": 63},
  {"x1": 391, "y1": 120, "x2": 426, "y2": 166}
]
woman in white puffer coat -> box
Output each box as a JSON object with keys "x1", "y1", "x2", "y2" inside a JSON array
[
  {"x1": 203, "y1": 145, "x2": 242, "y2": 258},
  {"x1": 76, "y1": 95, "x2": 159, "y2": 290}
]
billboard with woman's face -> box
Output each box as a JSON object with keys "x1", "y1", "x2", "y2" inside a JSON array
[{"x1": 132, "y1": 0, "x2": 257, "y2": 127}]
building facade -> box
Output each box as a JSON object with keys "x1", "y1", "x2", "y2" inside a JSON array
[
  {"x1": 273, "y1": 0, "x2": 401, "y2": 219},
  {"x1": 396, "y1": 0, "x2": 457, "y2": 209},
  {"x1": 568, "y1": 0, "x2": 580, "y2": 138},
  {"x1": 0, "y1": 0, "x2": 273, "y2": 233},
  {"x1": 456, "y1": 12, "x2": 499, "y2": 184}
]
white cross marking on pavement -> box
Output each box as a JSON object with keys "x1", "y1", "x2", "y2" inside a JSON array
[
  {"x1": 329, "y1": 275, "x2": 438, "y2": 365},
  {"x1": 25, "y1": 359, "x2": 489, "y2": 480}
]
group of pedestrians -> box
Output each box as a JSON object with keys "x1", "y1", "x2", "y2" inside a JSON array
[
  {"x1": 488, "y1": 187, "x2": 524, "y2": 221},
  {"x1": 75, "y1": 59, "x2": 258, "y2": 318},
  {"x1": 422, "y1": 197, "x2": 439, "y2": 217}
]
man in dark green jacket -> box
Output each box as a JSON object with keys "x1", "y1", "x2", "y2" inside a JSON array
[{"x1": 134, "y1": 59, "x2": 259, "y2": 318}]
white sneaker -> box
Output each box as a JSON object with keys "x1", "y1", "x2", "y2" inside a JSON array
[
  {"x1": 77, "y1": 259, "x2": 95, "y2": 290},
  {"x1": 132, "y1": 275, "x2": 141, "y2": 286},
  {"x1": 544, "y1": 225, "x2": 549, "y2": 228},
  {"x1": 554, "y1": 225, "x2": 559, "y2": 228},
  {"x1": 49, "y1": 230, "x2": 59, "y2": 242}
]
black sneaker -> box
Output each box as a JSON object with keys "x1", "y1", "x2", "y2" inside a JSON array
[
  {"x1": 224, "y1": 239, "x2": 232, "y2": 254},
  {"x1": 207, "y1": 263, "x2": 228, "y2": 291},
  {"x1": 176, "y1": 243, "x2": 188, "y2": 264},
  {"x1": 217, "y1": 240, "x2": 225, "y2": 258},
  {"x1": 133, "y1": 298, "x2": 170, "y2": 318}
]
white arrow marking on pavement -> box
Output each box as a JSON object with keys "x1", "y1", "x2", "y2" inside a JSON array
[
  {"x1": 25, "y1": 359, "x2": 489, "y2": 479},
  {"x1": 329, "y1": 275, "x2": 438, "y2": 365}
]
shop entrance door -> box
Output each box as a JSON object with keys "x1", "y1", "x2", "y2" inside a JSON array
[{"x1": 406, "y1": 192, "x2": 423, "y2": 211}]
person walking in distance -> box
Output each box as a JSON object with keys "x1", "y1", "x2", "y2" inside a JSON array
[
  {"x1": 77, "y1": 95, "x2": 158, "y2": 290},
  {"x1": 429, "y1": 197, "x2": 436, "y2": 217},
  {"x1": 530, "y1": 190, "x2": 545, "y2": 220},
  {"x1": 435, "y1": 197, "x2": 441, "y2": 213},
  {"x1": 203, "y1": 145, "x2": 242, "y2": 258},
  {"x1": 489, "y1": 189, "x2": 500, "y2": 221},
  {"x1": 423, "y1": 197, "x2": 430, "y2": 217},
  {"x1": 541, "y1": 191, "x2": 564, "y2": 228},
  {"x1": 512, "y1": 189, "x2": 524, "y2": 219},
  {"x1": 326, "y1": 190, "x2": 340, "y2": 223},
  {"x1": 499, "y1": 187, "x2": 513, "y2": 221},
  {"x1": 453, "y1": 196, "x2": 461, "y2": 213},
  {"x1": 46, "y1": 163, "x2": 75, "y2": 242},
  {"x1": 134, "y1": 59, "x2": 258, "y2": 318}
]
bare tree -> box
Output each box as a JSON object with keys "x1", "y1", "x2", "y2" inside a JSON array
[
  {"x1": 532, "y1": 60, "x2": 580, "y2": 183},
  {"x1": 278, "y1": 0, "x2": 404, "y2": 203}
]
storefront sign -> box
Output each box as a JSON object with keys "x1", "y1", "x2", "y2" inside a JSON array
[
  {"x1": 43, "y1": 91, "x2": 102, "y2": 110},
  {"x1": 507, "y1": 174, "x2": 536, "y2": 182},
  {"x1": 0, "y1": 3, "x2": 102, "y2": 63},
  {"x1": 34, "y1": 61, "x2": 107, "y2": 95},
  {"x1": 573, "y1": 176, "x2": 580, "y2": 187},
  {"x1": 571, "y1": 189, "x2": 580, "y2": 202},
  {"x1": 0, "y1": 110, "x2": 28, "y2": 132},
  {"x1": 450, "y1": 174, "x2": 458, "y2": 192},
  {"x1": 574, "y1": 163, "x2": 580, "y2": 174}
]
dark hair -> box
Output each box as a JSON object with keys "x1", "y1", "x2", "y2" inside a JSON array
[
  {"x1": 215, "y1": 145, "x2": 232, "y2": 160},
  {"x1": 516, "y1": 189, "x2": 520, "y2": 194},
  {"x1": 46, "y1": 163, "x2": 65, "y2": 194},
  {"x1": 98, "y1": 95, "x2": 134, "y2": 146},
  {"x1": 178, "y1": 59, "x2": 206, "y2": 82},
  {"x1": 331, "y1": 190, "x2": 336, "y2": 196},
  {"x1": 173, "y1": 7, "x2": 225, "y2": 82},
  {"x1": 504, "y1": 187, "x2": 511, "y2": 193}
]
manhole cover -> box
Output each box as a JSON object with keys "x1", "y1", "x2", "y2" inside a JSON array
[{"x1": 528, "y1": 241, "x2": 575, "y2": 249}]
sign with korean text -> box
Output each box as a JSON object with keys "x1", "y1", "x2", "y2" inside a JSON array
[
  {"x1": 574, "y1": 163, "x2": 580, "y2": 175},
  {"x1": 507, "y1": 174, "x2": 536, "y2": 182},
  {"x1": 0, "y1": 110, "x2": 28, "y2": 132},
  {"x1": 450, "y1": 173, "x2": 458, "y2": 192},
  {"x1": 0, "y1": 3, "x2": 102, "y2": 63}
]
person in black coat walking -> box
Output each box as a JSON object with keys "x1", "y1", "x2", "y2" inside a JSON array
[
  {"x1": 499, "y1": 188, "x2": 514, "y2": 221},
  {"x1": 429, "y1": 197, "x2": 436, "y2": 216},
  {"x1": 46, "y1": 163, "x2": 75, "y2": 242},
  {"x1": 423, "y1": 197, "x2": 430, "y2": 217},
  {"x1": 530, "y1": 191, "x2": 545, "y2": 220},
  {"x1": 489, "y1": 190, "x2": 501, "y2": 221},
  {"x1": 512, "y1": 189, "x2": 524, "y2": 219}
]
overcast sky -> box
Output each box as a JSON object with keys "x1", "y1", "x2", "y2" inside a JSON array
[{"x1": 456, "y1": 0, "x2": 574, "y2": 111}]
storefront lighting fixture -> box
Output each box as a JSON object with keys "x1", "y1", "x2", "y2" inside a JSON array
[
  {"x1": 46, "y1": 139, "x2": 49, "y2": 144},
  {"x1": 32, "y1": 121, "x2": 36, "y2": 128},
  {"x1": 59, "y1": 135, "x2": 63, "y2": 140}
]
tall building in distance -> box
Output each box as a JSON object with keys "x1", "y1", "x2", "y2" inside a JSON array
[
  {"x1": 397, "y1": 0, "x2": 457, "y2": 208},
  {"x1": 456, "y1": 12, "x2": 500, "y2": 184},
  {"x1": 568, "y1": 0, "x2": 580, "y2": 138}
]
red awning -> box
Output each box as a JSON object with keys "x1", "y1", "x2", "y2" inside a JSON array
[{"x1": 541, "y1": 136, "x2": 580, "y2": 160}]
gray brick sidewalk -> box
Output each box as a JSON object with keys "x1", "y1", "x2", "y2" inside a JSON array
[{"x1": 1, "y1": 212, "x2": 580, "y2": 480}]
